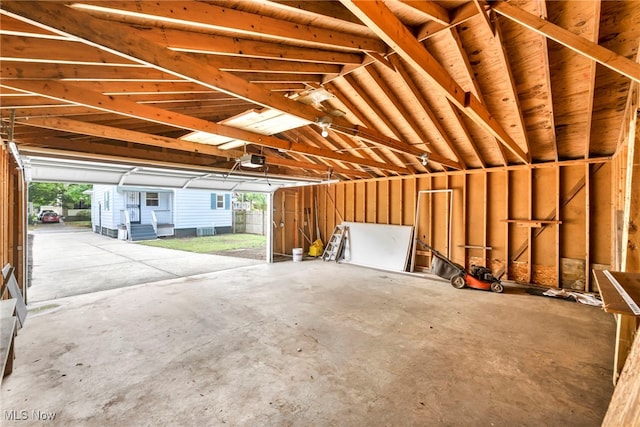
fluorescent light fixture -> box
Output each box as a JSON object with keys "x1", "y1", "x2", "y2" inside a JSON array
[
  {"x1": 181, "y1": 131, "x2": 233, "y2": 146},
  {"x1": 180, "y1": 108, "x2": 310, "y2": 149}
]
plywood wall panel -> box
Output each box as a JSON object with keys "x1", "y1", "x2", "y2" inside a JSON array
[
  {"x1": 355, "y1": 181, "x2": 365, "y2": 223},
  {"x1": 466, "y1": 173, "x2": 486, "y2": 251},
  {"x1": 403, "y1": 178, "x2": 416, "y2": 226},
  {"x1": 451, "y1": 174, "x2": 466, "y2": 265},
  {"x1": 390, "y1": 179, "x2": 402, "y2": 225},
  {"x1": 344, "y1": 182, "x2": 355, "y2": 222},
  {"x1": 591, "y1": 162, "x2": 612, "y2": 266},
  {"x1": 487, "y1": 171, "x2": 507, "y2": 274},
  {"x1": 278, "y1": 159, "x2": 616, "y2": 288},
  {"x1": 431, "y1": 190, "x2": 449, "y2": 257},
  {"x1": 532, "y1": 168, "x2": 556, "y2": 267},
  {"x1": 366, "y1": 181, "x2": 377, "y2": 223},
  {"x1": 508, "y1": 169, "x2": 530, "y2": 281},
  {"x1": 560, "y1": 165, "x2": 587, "y2": 259},
  {"x1": 378, "y1": 180, "x2": 389, "y2": 224},
  {"x1": 336, "y1": 183, "x2": 346, "y2": 225}
]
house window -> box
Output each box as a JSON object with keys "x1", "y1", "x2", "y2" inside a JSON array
[
  {"x1": 211, "y1": 193, "x2": 230, "y2": 210},
  {"x1": 104, "y1": 192, "x2": 110, "y2": 211},
  {"x1": 146, "y1": 192, "x2": 159, "y2": 207}
]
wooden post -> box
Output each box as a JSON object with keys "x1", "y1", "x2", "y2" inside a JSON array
[
  {"x1": 556, "y1": 165, "x2": 561, "y2": 288},
  {"x1": 614, "y1": 314, "x2": 639, "y2": 385},
  {"x1": 527, "y1": 167, "x2": 533, "y2": 283},
  {"x1": 623, "y1": 106, "x2": 640, "y2": 271},
  {"x1": 585, "y1": 164, "x2": 591, "y2": 291}
]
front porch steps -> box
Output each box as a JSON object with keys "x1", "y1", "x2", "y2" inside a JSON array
[{"x1": 130, "y1": 224, "x2": 157, "y2": 241}]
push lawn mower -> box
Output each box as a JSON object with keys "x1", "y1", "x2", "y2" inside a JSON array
[{"x1": 416, "y1": 239, "x2": 504, "y2": 293}]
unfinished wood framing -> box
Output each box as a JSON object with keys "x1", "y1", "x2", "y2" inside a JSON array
[
  {"x1": 0, "y1": 141, "x2": 27, "y2": 303},
  {"x1": 280, "y1": 161, "x2": 613, "y2": 288}
]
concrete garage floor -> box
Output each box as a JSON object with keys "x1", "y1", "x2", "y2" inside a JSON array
[
  {"x1": 27, "y1": 226, "x2": 263, "y2": 302},
  {"x1": 2, "y1": 260, "x2": 615, "y2": 426}
]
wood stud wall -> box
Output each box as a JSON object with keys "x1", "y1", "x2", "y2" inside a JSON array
[
  {"x1": 277, "y1": 161, "x2": 615, "y2": 289},
  {"x1": 0, "y1": 142, "x2": 27, "y2": 302}
]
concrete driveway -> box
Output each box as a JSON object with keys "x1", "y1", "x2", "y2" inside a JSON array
[{"x1": 28, "y1": 224, "x2": 263, "y2": 303}]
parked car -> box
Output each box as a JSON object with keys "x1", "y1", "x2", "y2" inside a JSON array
[
  {"x1": 37, "y1": 209, "x2": 55, "y2": 221},
  {"x1": 41, "y1": 212, "x2": 61, "y2": 223}
]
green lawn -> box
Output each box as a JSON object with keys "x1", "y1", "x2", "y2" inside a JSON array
[{"x1": 138, "y1": 233, "x2": 266, "y2": 254}]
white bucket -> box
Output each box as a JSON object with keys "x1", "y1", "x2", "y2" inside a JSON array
[{"x1": 292, "y1": 248, "x2": 303, "y2": 262}]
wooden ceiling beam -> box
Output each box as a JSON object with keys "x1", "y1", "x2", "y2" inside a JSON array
[
  {"x1": 1, "y1": 61, "x2": 177, "y2": 81},
  {"x1": 16, "y1": 136, "x2": 231, "y2": 169},
  {"x1": 12, "y1": 116, "x2": 372, "y2": 180},
  {"x1": 228, "y1": 72, "x2": 324, "y2": 84},
  {"x1": 14, "y1": 116, "x2": 240, "y2": 159},
  {"x1": 415, "y1": 2, "x2": 480, "y2": 41},
  {"x1": 398, "y1": 1, "x2": 450, "y2": 26},
  {"x1": 492, "y1": 1, "x2": 640, "y2": 84},
  {"x1": 340, "y1": 0, "x2": 528, "y2": 164},
  {"x1": 1, "y1": 1, "x2": 404, "y2": 165},
  {"x1": 71, "y1": 1, "x2": 387, "y2": 53},
  {"x1": 1, "y1": 79, "x2": 408, "y2": 174},
  {"x1": 17, "y1": 138, "x2": 318, "y2": 180},
  {"x1": 57, "y1": 81, "x2": 220, "y2": 95},
  {"x1": 145, "y1": 27, "x2": 364, "y2": 65},
  {"x1": 198, "y1": 55, "x2": 342, "y2": 75},
  {"x1": 269, "y1": 1, "x2": 364, "y2": 26},
  {"x1": 0, "y1": 34, "x2": 135, "y2": 65},
  {"x1": 266, "y1": 155, "x2": 370, "y2": 179}
]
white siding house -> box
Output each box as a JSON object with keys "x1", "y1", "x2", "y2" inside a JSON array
[{"x1": 90, "y1": 185, "x2": 233, "y2": 240}]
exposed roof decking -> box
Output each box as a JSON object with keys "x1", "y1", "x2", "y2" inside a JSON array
[{"x1": 1, "y1": 0, "x2": 639, "y2": 182}]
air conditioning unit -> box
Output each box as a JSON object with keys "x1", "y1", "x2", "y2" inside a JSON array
[
  {"x1": 196, "y1": 227, "x2": 216, "y2": 236},
  {"x1": 238, "y1": 154, "x2": 266, "y2": 168}
]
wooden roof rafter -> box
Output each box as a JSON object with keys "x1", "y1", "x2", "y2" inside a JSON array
[
  {"x1": 583, "y1": 1, "x2": 602, "y2": 160},
  {"x1": 489, "y1": 20, "x2": 531, "y2": 162},
  {"x1": 492, "y1": 2, "x2": 640, "y2": 84},
  {"x1": 340, "y1": 0, "x2": 529, "y2": 164},
  {"x1": 615, "y1": 44, "x2": 640, "y2": 157},
  {"x1": 389, "y1": 40, "x2": 480, "y2": 168},
  {"x1": 415, "y1": 2, "x2": 481, "y2": 42},
  {"x1": 535, "y1": 0, "x2": 559, "y2": 162},
  {"x1": 398, "y1": 1, "x2": 450, "y2": 26},
  {"x1": 444, "y1": 27, "x2": 507, "y2": 166},
  {"x1": 342, "y1": 73, "x2": 421, "y2": 172},
  {"x1": 2, "y1": 1, "x2": 426, "y2": 174},
  {"x1": 0, "y1": 78, "x2": 407, "y2": 176},
  {"x1": 70, "y1": 1, "x2": 386, "y2": 53},
  {"x1": 341, "y1": 73, "x2": 422, "y2": 174},
  {"x1": 363, "y1": 62, "x2": 462, "y2": 170},
  {"x1": 149, "y1": 28, "x2": 366, "y2": 65},
  {"x1": 323, "y1": 80, "x2": 412, "y2": 171},
  {"x1": 1, "y1": 0, "x2": 638, "y2": 183}
]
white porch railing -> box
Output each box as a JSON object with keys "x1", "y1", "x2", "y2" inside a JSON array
[
  {"x1": 153, "y1": 209, "x2": 174, "y2": 237},
  {"x1": 121, "y1": 209, "x2": 132, "y2": 241},
  {"x1": 150, "y1": 210, "x2": 158, "y2": 235}
]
